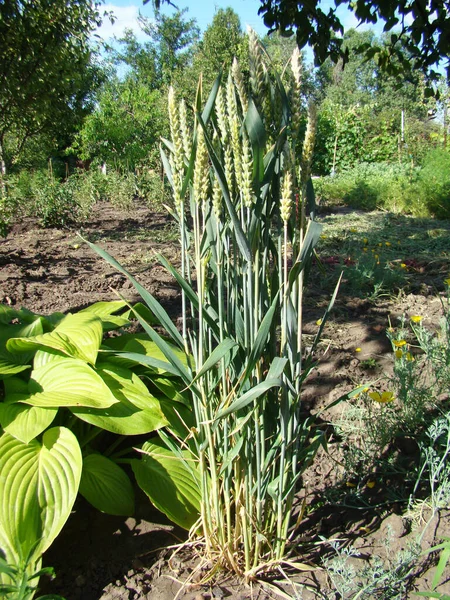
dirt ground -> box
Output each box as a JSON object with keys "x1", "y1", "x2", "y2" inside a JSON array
[{"x1": 1, "y1": 201, "x2": 449, "y2": 599}]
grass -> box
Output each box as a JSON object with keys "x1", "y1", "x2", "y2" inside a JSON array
[{"x1": 314, "y1": 211, "x2": 450, "y2": 300}]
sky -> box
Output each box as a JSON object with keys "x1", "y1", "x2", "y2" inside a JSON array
[
  {"x1": 95, "y1": 0, "x2": 373, "y2": 66},
  {"x1": 98, "y1": 0, "x2": 267, "y2": 42}
]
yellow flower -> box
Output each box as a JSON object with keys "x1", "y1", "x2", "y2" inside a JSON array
[
  {"x1": 316, "y1": 318, "x2": 323, "y2": 326},
  {"x1": 363, "y1": 238, "x2": 368, "y2": 244},
  {"x1": 393, "y1": 339, "x2": 407, "y2": 348},
  {"x1": 410, "y1": 315, "x2": 422, "y2": 323},
  {"x1": 369, "y1": 391, "x2": 395, "y2": 403},
  {"x1": 395, "y1": 349, "x2": 403, "y2": 359},
  {"x1": 350, "y1": 228, "x2": 357, "y2": 233},
  {"x1": 346, "y1": 481, "x2": 357, "y2": 488},
  {"x1": 366, "y1": 480, "x2": 376, "y2": 489},
  {"x1": 405, "y1": 352, "x2": 415, "y2": 362},
  {"x1": 363, "y1": 247, "x2": 368, "y2": 252},
  {"x1": 374, "y1": 254, "x2": 379, "y2": 259},
  {"x1": 401, "y1": 263, "x2": 407, "y2": 268},
  {"x1": 385, "y1": 241, "x2": 391, "y2": 246},
  {"x1": 355, "y1": 347, "x2": 362, "y2": 353},
  {"x1": 445, "y1": 278, "x2": 450, "y2": 286},
  {"x1": 320, "y1": 234, "x2": 327, "y2": 239},
  {"x1": 378, "y1": 242, "x2": 382, "y2": 247}
]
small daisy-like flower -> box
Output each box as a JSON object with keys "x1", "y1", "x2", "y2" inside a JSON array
[
  {"x1": 410, "y1": 315, "x2": 422, "y2": 323},
  {"x1": 401, "y1": 263, "x2": 407, "y2": 268},
  {"x1": 395, "y1": 349, "x2": 403, "y2": 359},
  {"x1": 355, "y1": 347, "x2": 362, "y2": 352},
  {"x1": 393, "y1": 340, "x2": 407, "y2": 348},
  {"x1": 369, "y1": 391, "x2": 395, "y2": 403}
]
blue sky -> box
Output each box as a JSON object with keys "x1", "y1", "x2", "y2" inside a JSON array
[
  {"x1": 98, "y1": 0, "x2": 267, "y2": 40},
  {"x1": 96, "y1": 0, "x2": 383, "y2": 67}
]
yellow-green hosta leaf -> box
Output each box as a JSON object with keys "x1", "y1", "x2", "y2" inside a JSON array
[
  {"x1": 79, "y1": 301, "x2": 130, "y2": 331},
  {"x1": 0, "y1": 428, "x2": 82, "y2": 565},
  {"x1": 0, "y1": 359, "x2": 30, "y2": 378},
  {"x1": 79, "y1": 300, "x2": 127, "y2": 317},
  {"x1": 11, "y1": 356, "x2": 118, "y2": 409},
  {"x1": 79, "y1": 454, "x2": 134, "y2": 516},
  {"x1": 0, "y1": 319, "x2": 45, "y2": 372},
  {"x1": 123, "y1": 337, "x2": 190, "y2": 374},
  {"x1": 0, "y1": 401, "x2": 57, "y2": 444},
  {"x1": 71, "y1": 362, "x2": 167, "y2": 435},
  {"x1": 132, "y1": 441, "x2": 201, "y2": 530},
  {"x1": 7, "y1": 312, "x2": 103, "y2": 365}
]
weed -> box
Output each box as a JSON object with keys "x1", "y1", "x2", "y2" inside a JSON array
[{"x1": 321, "y1": 528, "x2": 421, "y2": 599}]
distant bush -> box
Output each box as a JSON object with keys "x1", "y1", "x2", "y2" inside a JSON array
[
  {"x1": 315, "y1": 149, "x2": 450, "y2": 218},
  {"x1": 417, "y1": 148, "x2": 450, "y2": 219}
]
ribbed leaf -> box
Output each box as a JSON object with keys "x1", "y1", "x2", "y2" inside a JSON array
[
  {"x1": 79, "y1": 300, "x2": 130, "y2": 331},
  {"x1": 0, "y1": 401, "x2": 57, "y2": 444},
  {"x1": 11, "y1": 357, "x2": 118, "y2": 409},
  {"x1": 79, "y1": 454, "x2": 134, "y2": 516},
  {"x1": 7, "y1": 313, "x2": 103, "y2": 366},
  {"x1": 0, "y1": 428, "x2": 82, "y2": 565},
  {"x1": 132, "y1": 441, "x2": 201, "y2": 530},
  {"x1": 0, "y1": 320, "x2": 45, "y2": 372},
  {"x1": 70, "y1": 362, "x2": 167, "y2": 435},
  {"x1": 0, "y1": 360, "x2": 30, "y2": 377}
]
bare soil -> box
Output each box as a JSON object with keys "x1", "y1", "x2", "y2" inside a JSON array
[{"x1": 1, "y1": 201, "x2": 449, "y2": 599}]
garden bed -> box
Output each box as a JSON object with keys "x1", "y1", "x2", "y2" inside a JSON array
[{"x1": 1, "y1": 201, "x2": 449, "y2": 599}]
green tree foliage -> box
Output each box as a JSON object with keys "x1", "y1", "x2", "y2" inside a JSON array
[
  {"x1": 312, "y1": 29, "x2": 440, "y2": 174},
  {"x1": 138, "y1": 8, "x2": 200, "y2": 86},
  {"x1": 88, "y1": 6, "x2": 200, "y2": 169},
  {"x1": 258, "y1": 0, "x2": 450, "y2": 93},
  {"x1": 193, "y1": 8, "x2": 245, "y2": 82},
  {"x1": 0, "y1": 0, "x2": 105, "y2": 173},
  {"x1": 74, "y1": 78, "x2": 167, "y2": 170}
]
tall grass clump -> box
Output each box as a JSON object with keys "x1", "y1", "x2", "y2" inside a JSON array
[
  {"x1": 90, "y1": 34, "x2": 334, "y2": 579},
  {"x1": 160, "y1": 38, "x2": 332, "y2": 576}
]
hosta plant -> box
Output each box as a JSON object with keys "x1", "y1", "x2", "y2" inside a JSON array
[
  {"x1": 0, "y1": 300, "x2": 185, "y2": 595},
  {"x1": 87, "y1": 32, "x2": 339, "y2": 579}
]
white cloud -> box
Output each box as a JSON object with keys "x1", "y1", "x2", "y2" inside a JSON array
[{"x1": 96, "y1": 4, "x2": 149, "y2": 42}]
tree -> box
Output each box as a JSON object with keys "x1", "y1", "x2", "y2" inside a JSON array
[
  {"x1": 0, "y1": 0, "x2": 105, "y2": 174},
  {"x1": 139, "y1": 8, "x2": 200, "y2": 86},
  {"x1": 74, "y1": 77, "x2": 167, "y2": 170},
  {"x1": 257, "y1": 0, "x2": 450, "y2": 93},
  {"x1": 312, "y1": 28, "x2": 439, "y2": 173}
]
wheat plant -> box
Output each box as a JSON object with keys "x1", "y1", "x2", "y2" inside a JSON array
[{"x1": 89, "y1": 33, "x2": 335, "y2": 580}]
